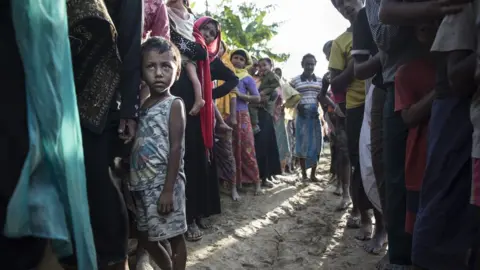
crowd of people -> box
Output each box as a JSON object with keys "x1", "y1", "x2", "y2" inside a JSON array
[{"x1": 1, "y1": 0, "x2": 480, "y2": 270}]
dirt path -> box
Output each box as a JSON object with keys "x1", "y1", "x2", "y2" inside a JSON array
[{"x1": 184, "y1": 149, "x2": 386, "y2": 270}]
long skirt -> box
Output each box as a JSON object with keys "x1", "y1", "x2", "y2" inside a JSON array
[
  {"x1": 359, "y1": 85, "x2": 381, "y2": 212},
  {"x1": 371, "y1": 87, "x2": 386, "y2": 218},
  {"x1": 0, "y1": 11, "x2": 47, "y2": 268},
  {"x1": 412, "y1": 97, "x2": 475, "y2": 270},
  {"x1": 274, "y1": 112, "x2": 290, "y2": 165},
  {"x1": 233, "y1": 110, "x2": 260, "y2": 184},
  {"x1": 286, "y1": 120, "x2": 296, "y2": 168},
  {"x1": 383, "y1": 87, "x2": 411, "y2": 265},
  {"x1": 171, "y1": 70, "x2": 221, "y2": 222},
  {"x1": 295, "y1": 104, "x2": 322, "y2": 169},
  {"x1": 215, "y1": 129, "x2": 236, "y2": 184},
  {"x1": 255, "y1": 109, "x2": 282, "y2": 179}
]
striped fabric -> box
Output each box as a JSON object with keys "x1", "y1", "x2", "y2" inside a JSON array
[{"x1": 290, "y1": 74, "x2": 323, "y2": 105}]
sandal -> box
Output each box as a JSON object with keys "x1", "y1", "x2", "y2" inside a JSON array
[{"x1": 185, "y1": 223, "x2": 203, "y2": 242}]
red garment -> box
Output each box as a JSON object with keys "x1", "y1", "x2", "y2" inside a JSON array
[
  {"x1": 331, "y1": 88, "x2": 346, "y2": 104},
  {"x1": 193, "y1": 17, "x2": 221, "y2": 150},
  {"x1": 143, "y1": 0, "x2": 170, "y2": 39},
  {"x1": 394, "y1": 58, "x2": 435, "y2": 234}
]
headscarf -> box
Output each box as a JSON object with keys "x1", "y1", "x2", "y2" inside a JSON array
[
  {"x1": 230, "y1": 48, "x2": 252, "y2": 80},
  {"x1": 216, "y1": 41, "x2": 237, "y2": 117},
  {"x1": 193, "y1": 16, "x2": 221, "y2": 150}
]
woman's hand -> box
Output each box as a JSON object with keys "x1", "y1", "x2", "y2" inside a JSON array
[
  {"x1": 158, "y1": 190, "x2": 174, "y2": 215},
  {"x1": 228, "y1": 115, "x2": 237, "y2": 127},
  {"x1": 334, "y1": 105, "x2": 345, "y2": 118}
]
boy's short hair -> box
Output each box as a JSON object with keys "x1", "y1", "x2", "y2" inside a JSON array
[
  {"x1": 141, "y1": 37, "x2": 182, "y2": 73},
  {"x1": 259, "y1": 57, "x2": 273, "y2": 67},
  {"x1": 301, "y1": 53, "x2": 317, "y2": 64},
  {"x1": 323, "y1": 41, "x2": 333, "y2": 56}
]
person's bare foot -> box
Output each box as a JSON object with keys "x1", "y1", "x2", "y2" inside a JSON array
[
  {"x1": 189, "y1": 99, "x2": 205, "y2": 115},
  {"x1": 197, "y1": 218, "x2": 213, "y2": 230},
  {"x1": 355, "y1": 219, "x2": 373, "y2": 241},
  {"x1": 262, "y1": 178, "x2": 274, "y2": 188},
  {"x1": 232, "y1": 185, "x2": 241, "y2": 201},
  {"x1": 335, "y1": 196, "x2": 351, "y2": 211},
  {"x1": 135, "y1": 248, "x2": 153, "y2": 270},
  {"x1": 333, "y1": 184, "x2": 342, "y2": 196},
  {"x1": 375, "y1": 253, "x2": 390, "y2": 270},
  {"x1": 310, "y1": 174, "x2": 320, "y2": 182},
  {"x1": 269, "y1": 176, "x2": 281, "y2": 184},
  {"x1": 364, "y1": 226, "x2": 388, "y2": 254},
  {"x1": 254, "y1": 182, "x2": 263, "y2": 195}
]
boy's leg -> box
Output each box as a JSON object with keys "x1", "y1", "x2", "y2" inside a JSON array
[
  {"x1": 169, "y1": 235, "x2": 187, "y2": 270},
  {"x1": 137, "y1": 231, "x2": 172, "y2": 270}
]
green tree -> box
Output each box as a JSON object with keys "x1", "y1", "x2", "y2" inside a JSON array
[{"x1": 212, "y1": 1, "x2": 289, "y2": 63}]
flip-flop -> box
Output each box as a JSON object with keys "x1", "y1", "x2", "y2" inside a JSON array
[{"x1": 185, "y1": 224, "x2": 203, "y2": 242}]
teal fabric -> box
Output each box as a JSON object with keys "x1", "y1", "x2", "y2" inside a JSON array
[{"x1": 5, "y1": 1, "x2": 97, "y2": 269}]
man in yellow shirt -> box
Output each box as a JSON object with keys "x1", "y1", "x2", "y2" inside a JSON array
[{"x1": 329, "y1": 0, "x2": 374, "y2": 242}]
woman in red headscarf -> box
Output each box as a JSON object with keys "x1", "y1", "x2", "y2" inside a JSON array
[{"x1": 169, "y1": 16, "x2": 239, "y2": 242}]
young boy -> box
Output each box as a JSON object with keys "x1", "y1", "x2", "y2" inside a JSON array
[
  {"x1": 394, "y1": 22, "x2": 437, "y2": 238},
  {"x1": 130, "y1": 37, "x2": 187, "y2": 270},
  {"x1": 329, "y1": 0, "x2": 371, "y2": 241}
]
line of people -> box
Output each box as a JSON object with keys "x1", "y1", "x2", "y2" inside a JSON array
[
  {"x1": 321, "y1": 0, "x2": 480, "y2": 269},
  {"x1": 1, "y1": 1, "x2": 328, "y2": 270}
]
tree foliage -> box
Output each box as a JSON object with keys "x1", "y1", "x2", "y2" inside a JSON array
[{"x1": 211, "y1": 1, "x2": 289, "y2": 63}]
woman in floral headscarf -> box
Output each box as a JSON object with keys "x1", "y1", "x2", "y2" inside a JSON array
[{"x1": 169, "y1": 16, "x2": 239, "y2": 241}]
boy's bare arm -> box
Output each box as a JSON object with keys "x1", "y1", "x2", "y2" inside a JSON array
[
  {"x1": 165, "y1": 99, "x2": 186, "y2": 193},
  {"x1": 354, "y1": 52, "x2": 382, "y2": 80},
  {"x1": 401, "y1": 91, "x2": 435, "y2": 128},
  {"x1": 448, "y1": 50, "x2": 476, "y2": 96},
  {"x1": 330, "y1": 59, "x2": 354, "y2": 91},
  {"x1": 379, "y1": 0, "x2": 466, "y2": 25}
]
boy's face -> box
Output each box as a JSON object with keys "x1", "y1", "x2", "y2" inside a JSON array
[
  {"x1": 231, "y1": 54, "x2": 246, "y2": 69},
  {"x1": 142, "y1": 50, "x2": 180, "y2": 94},
  {"x1": 258, "y1": 60, "x2": 272, "y2": 74},
  {"x1": 302, "y1": 57, "x2": 317, "y2": 75},
  {"x1": 274, "y1": 68, "x2": 282, "y2": 78},
  {"x1": 415, "y1": 23, "x2": 438, "y2": 48},
  {"x1": 334, "y1": 0, "x2": 362, "y2": 22}
]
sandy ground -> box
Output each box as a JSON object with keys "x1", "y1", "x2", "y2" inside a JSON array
[{"x1": 132, "y1": 146, "x2": 386, "y2": 270}]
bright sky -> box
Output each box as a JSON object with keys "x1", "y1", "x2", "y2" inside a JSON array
[{"x1": 195, "y1": 0, "x2": 350, "y2": 79}]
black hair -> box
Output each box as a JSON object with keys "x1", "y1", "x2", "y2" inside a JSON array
[
  {"x1": 274, "y1": 67, "x2": 282, "y2": 77},
  {"x1": 141, "y1": 36, "x2": 182, "y2": 73},
  {"x1": 230, "y1": 49, "x2": 248, "y2": 61},
  {"x1": 259, "y1": 57, "x2": 273, "y2": 67},
  {"x1": 301, "y1": 53, "x2": 317, "y2": 65},
  {"x1": 183, "y1": 0, "x2": 194, "y2": 15},
  {"x1": 323, "y1": 41, "x2": 333, "y2": 56}
]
